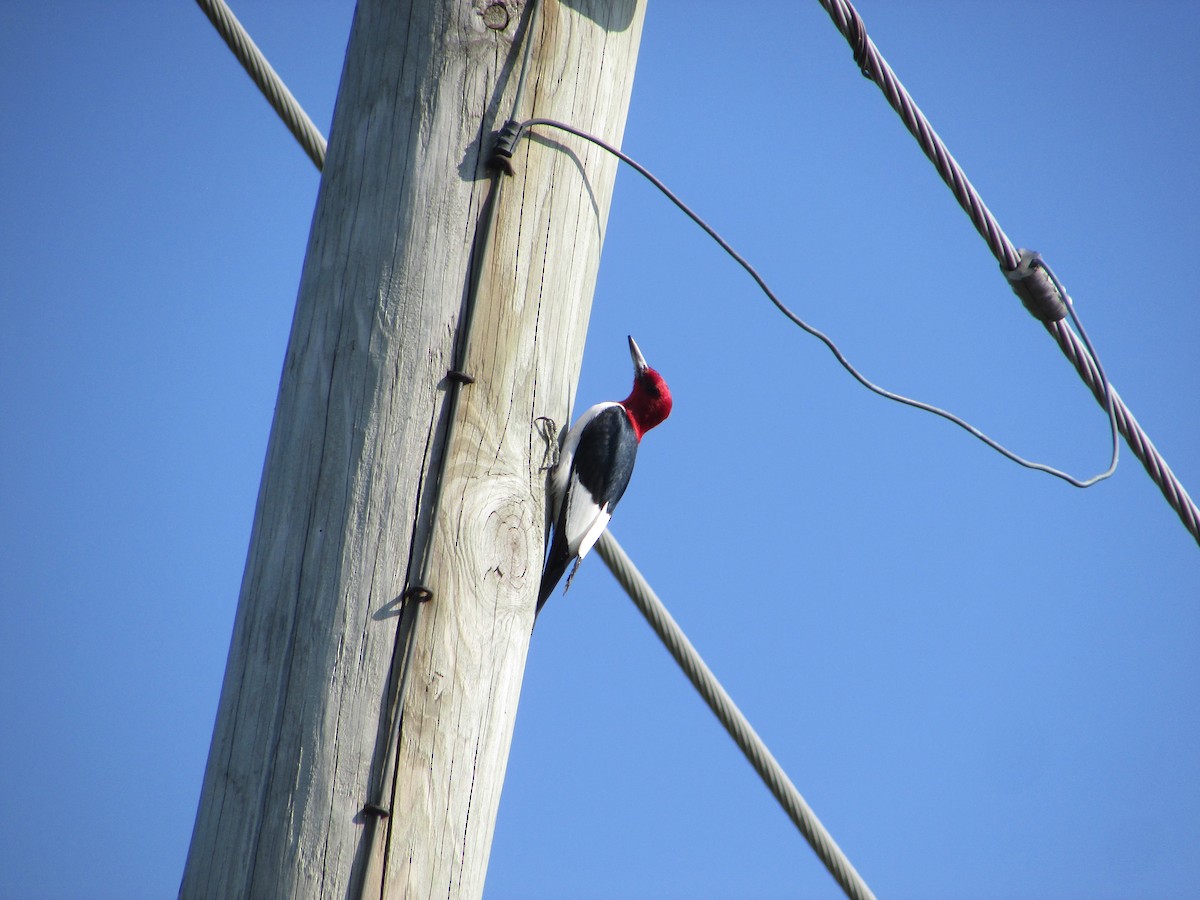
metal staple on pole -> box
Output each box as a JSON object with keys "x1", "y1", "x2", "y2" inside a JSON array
[
  {"x1": 816, "y1": 0, "x2": 1200, "y2": 546},
  {"x1": 193, "y1": 0, "x2": 328, "y2": 170},
  {"x1": 595, "y1": 531, "x2": 878, "y2": 900}
]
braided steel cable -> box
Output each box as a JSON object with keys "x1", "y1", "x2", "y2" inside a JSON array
[
  {"x1": 817, "y1": 0, "x2": 1017, "y2": 269},
  {"x1": 1046, "y1": 319, "x2": 1200, "y2": 538},
  {"x1": 595, "y1": 531, "x2": 877, "y2": 900},
  {"x1": 817, "y1": 0, "x2": 1200, "y2": 546},
  {"x1": 194, "y1": 0, "x2": 328, "y2": 170}
]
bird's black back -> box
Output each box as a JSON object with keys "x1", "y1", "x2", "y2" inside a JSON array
[{"x1": 571, "y1": 405, "x2": 638, "y2": 511}]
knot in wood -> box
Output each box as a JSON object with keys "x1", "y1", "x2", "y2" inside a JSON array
[{"x1": 486, "y1": 501, "x2": 534, "y2": 586}]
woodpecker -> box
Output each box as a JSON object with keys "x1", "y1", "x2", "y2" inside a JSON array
[{"x1": 537, "y1": 335, "x2": 673, "y2": 614}]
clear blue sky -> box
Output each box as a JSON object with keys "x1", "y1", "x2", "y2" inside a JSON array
[{"x1": 2, "y1": 2, "x2": 1198, "y2": 898}]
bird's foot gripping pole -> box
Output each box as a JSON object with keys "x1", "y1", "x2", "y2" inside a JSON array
[{"x1": 535, "y1": 416, "x2": 560, "y2": 471}]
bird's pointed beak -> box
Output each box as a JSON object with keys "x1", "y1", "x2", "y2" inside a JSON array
[{"x1": 628, "y1": 335, "x2": 648, "y2": 375}]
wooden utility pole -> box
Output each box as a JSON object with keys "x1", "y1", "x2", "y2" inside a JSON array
[{"x1": 180, "y1": 1, "x2": 644, "y2": 897}]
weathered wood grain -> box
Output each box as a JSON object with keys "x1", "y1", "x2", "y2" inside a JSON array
[{"x1": 180, "y1": 1, "x2": 643, "y2": 898}]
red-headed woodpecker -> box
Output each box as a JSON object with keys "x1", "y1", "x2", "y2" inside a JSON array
[{"x1": 537, "y1": 335, "x2": 673, "y2": 613}]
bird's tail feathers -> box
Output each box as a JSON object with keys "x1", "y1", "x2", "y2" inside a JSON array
[{"x1": 536, "y1": 540, "x2": 573, "y2": 616}]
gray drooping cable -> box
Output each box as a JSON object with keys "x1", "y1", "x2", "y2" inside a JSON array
[
  {"x1": 596, "y1": 531, "x2": 877, "y2": 900},
  {"x1": 508, "y1": 0, "x2": 539, "y2": 123},
  {"x1": 502, "y1": 118, "x2": 1119, "y2": 490}
]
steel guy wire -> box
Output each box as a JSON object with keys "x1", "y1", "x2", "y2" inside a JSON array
[
  {"x1": 596, "y1": 531, "x2": 877, "y2": 900},
  {"x1": 194, "y1": 0, "x2": 328, "y2": 170},
  {"x1": 506, "y1": 117, "x2": 1119, "y2": 489}
]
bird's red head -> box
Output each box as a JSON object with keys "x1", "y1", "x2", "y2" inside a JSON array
[{"x1": 620, "y1": 335, "x2": 672, "y2": 440}]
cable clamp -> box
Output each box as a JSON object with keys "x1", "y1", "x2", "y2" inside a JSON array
[
  {"x1": 488, "y1": 119, "x2": 522, "y2": 176},
  {"x1": 1004, "y1": 249, "x2": 1068, "y2": 323},
  {"x1": 844, "y1": 4, "x2": 875, "y2": 79}
]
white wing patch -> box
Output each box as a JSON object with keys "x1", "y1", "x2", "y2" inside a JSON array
[{"x1": 563, "y1": 470, "x2": 613, "y2": 560}]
